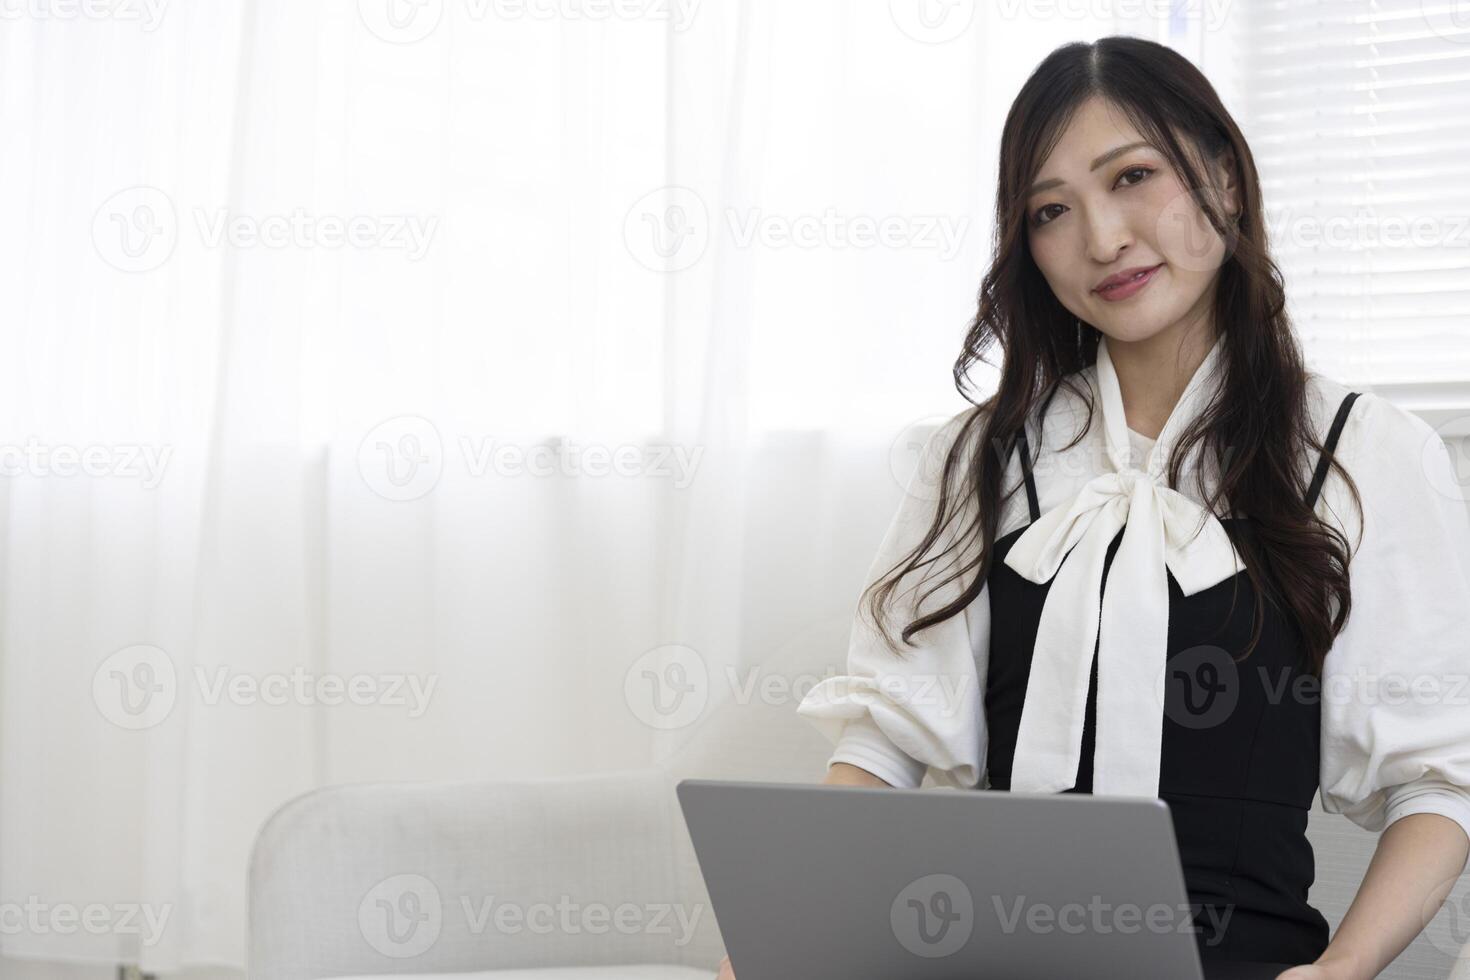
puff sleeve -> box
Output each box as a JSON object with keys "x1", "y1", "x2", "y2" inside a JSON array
[
  {"x1": 795, "y1": 410, "x2": 990, "y2": 790},
  {"x1": 1316, "y1": 391, "x2": 1470, "y2": 846}
]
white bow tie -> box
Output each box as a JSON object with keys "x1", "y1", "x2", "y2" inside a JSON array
[{"x1": 1000, "y1": 333, "x2": 1242, "y2": 798}]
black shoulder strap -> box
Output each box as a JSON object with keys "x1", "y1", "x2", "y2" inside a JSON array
[
  {"x1": 1012, "y1": 383, "x2": 1066, "y2": 525},
  {"x1": 1305, "y1": 390, "x2": 1361, "y2": 511},
  {"x1": 1014, "y1": 426, "x2": 1041, "y2": 523},
  {"x1": 1013, "y1": 389, "x2": 1359, "y2": 517}
]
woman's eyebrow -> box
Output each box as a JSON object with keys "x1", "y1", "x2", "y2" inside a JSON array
[{"x1": 1025, "y1": 140, "x2": 1154, "y2": 197}]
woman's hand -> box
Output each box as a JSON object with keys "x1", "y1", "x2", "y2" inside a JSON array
[
  {"x1": 715, "y1": 952, "x2": 736, "y2": 978},
  {"x1": 1274, "y1": 958, "x2": 1365, "y2": 980},
  {"x1": 824, "y1": 761, "x2": 891, "y2": 788}
]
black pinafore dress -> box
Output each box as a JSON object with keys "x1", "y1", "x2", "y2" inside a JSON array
[{"x1": 982, "y1": 390, "x2": 1361, "y2": 964}]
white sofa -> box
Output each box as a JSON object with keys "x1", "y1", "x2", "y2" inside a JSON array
[{"x1": 248, "y1": 651, "x2": 1470, "y2": 979}]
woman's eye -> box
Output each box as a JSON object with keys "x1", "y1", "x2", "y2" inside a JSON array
[
  {"x1": 1031, "y1": 165, "x2": 1155, "y2": 228},
  {"x1": 1032, "y1": 203, "x2": 1063, "y2": 227},
  {"x1": 1117, "y1": 165, "x2": 1153, "y2": 187}
]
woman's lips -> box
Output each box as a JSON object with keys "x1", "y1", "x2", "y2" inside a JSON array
[{"x1": 1094, "y1": 263, "x2": 1163, "y2": 301}]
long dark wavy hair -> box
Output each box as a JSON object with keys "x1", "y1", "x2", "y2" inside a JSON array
[{"x1": 861, "y1": 36, "x2": 1363, "y2": 678}]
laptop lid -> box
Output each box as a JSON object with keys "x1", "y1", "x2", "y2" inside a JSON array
[{"x1": 676, "y1": 778, "x2": 1208, "y2": 980}]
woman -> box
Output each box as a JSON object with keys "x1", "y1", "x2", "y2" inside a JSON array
[{"x1": 721, "y1": 36, "x2": 1470, "y2": 980}]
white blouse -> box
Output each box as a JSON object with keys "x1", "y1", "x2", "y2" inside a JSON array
[{"x1": 796, "y1": 333, "x2": 1470, "y2": 845}]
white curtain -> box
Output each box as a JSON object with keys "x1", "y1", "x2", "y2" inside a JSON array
[{"x1": 0, "y1": 1, "x2": 1132, "y2": 974}]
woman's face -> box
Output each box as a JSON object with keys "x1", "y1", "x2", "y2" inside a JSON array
[{"x1": 1024, "y1": 95, "x2": 1238, "y2": 346}]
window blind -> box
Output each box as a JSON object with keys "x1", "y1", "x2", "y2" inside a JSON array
[{"x1": 1238, "y1": 0, "x2": 1470, "y2": 406}]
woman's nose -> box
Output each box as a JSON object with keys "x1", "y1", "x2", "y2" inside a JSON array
[{"x1": 1083, "y1": 206, "x2": 1135, "y2": 265}]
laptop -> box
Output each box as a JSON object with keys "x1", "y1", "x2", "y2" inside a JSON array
[{"x1": 676, "y1": 779, "x2": 1298, "y2": 980}]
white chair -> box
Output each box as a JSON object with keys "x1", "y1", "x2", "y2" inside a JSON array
[
  {"x1": 247, "y1": 768, "x2": 721, "y2": 979},
  {"x1": 246, "y1": 657, "x2": 827, "y2": 980},
  {"x1": 248, "y1": 641, "x2": 1470, "y2": 978}
]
